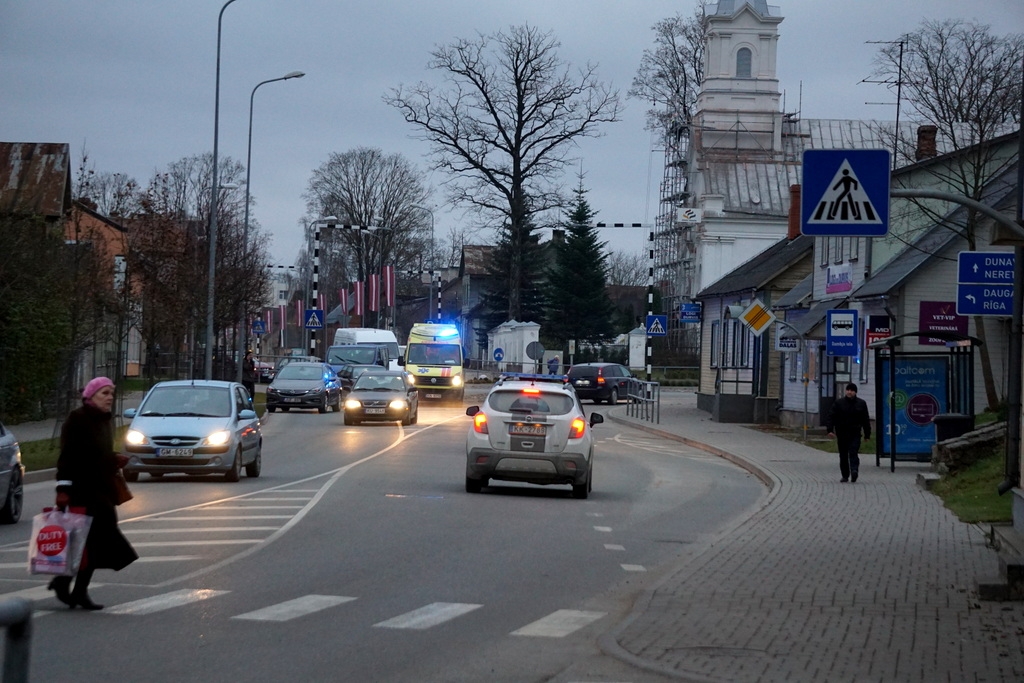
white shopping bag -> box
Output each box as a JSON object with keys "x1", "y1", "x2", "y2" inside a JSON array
[{"x1": 28, "y1": 508, "x2": 92, "y2": 576}]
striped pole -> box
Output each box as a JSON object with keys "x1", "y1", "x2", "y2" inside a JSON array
[{"x1": 310, "y1": 223, "x2": 320, "y2": 357}]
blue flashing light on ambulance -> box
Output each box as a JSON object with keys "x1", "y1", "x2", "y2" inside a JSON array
[{"x1": 404, "y1": 323, "x2": 464, "y2": 402}]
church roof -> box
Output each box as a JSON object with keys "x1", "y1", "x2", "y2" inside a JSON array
[{"x1": 709, "y1": 1, "x2": 781, "y2": 18}]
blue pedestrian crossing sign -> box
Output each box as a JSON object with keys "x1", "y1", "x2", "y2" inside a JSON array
[
  {"x1": 251, "y1": 319, "x2": 266, "y2": 335},
  {"x1": 646, "y1": 314, "x2": 668, "y2": 337},
  {"x1": 304, "y1": 309, "x2": 324, "y2": 329},
  {"x1": 801, "y1": 149, "x2": 890, "y2": 237}
]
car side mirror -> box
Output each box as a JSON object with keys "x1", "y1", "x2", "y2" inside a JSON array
[
  {"x1": 124, "y1": 408, "x2": 137, "y2": 419},
  {"x1": 239, "y1": 409, "x2": 257, "y2": 420},
  {"x1": 589, "y1": 413, "x2": 604, "y2": 426},
  {"x1": 466, "y1": 406, "x2": 480, "y2": 417}
]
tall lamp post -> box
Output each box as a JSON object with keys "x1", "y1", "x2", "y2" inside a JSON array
[
  {"x1": 205, "y1": 0, "x2": 240, "y2": 380},
  {"x1": 235, "y1": 70, "x2": 305, "y2": 382},
  {"x1": 411, "y1": 205, "x2": 440, "y2": 321}
]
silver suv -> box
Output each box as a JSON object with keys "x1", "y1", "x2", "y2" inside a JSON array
[{"x1": 464, "y1": 373, "x2": 603, "y2": 499}]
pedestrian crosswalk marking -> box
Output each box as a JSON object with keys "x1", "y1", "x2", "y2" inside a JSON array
[
  {"x1": 510, "y1": 610, "x2": 606, "y2": 637},
  {"x1": 130, "y1": 540, "x2": 262, "y2": 547},
  {"x1": 621, "y1": 564, "x2": 647, "y2": 572},
  {"x1": 604, "y1": 544, "x2": 625, "y2": 551},
  {"x1": 373, "y1": 602, "x2": 482, "y2": 629},
  {"x1": 123, "y1": 527, "x2": 279, "y2": 534},
  {"x1": 806, "y1": 160, "x2": 882, "y2": 225},
  {"x1": 232, "y1": 595, "x2": 356, "y2": 622},
  {"x1": 593, "y1": 526, "x2": 612, "y2": 532},
  {"x1": 105, "y1": 588, "x2": 228, "y2": 615}
]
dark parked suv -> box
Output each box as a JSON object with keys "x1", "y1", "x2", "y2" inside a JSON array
[{"x1": 566, "y1": 363, "x2": 633, "y2": 404}]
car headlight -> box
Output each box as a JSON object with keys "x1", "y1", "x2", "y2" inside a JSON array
[
  {"x1": 125, "y1": 429, "x2": 149, "y2": 446},
  {"x1": 451, "y1": 375, "x2": 463, "y2": 387},
  {"x1": 310, "y1": 386, "x2": 324, "y2": 394},
  {"x1": 204, "y1": 430, "x2": 232, "y2": 447},
  {"x1": 389, "y1": 399, "x2": 408, "y2": 411},
  {"x1": 345, "y1": 399, "x2": 362, "y2": 410},
  {"x1": 267, "y1": 387, "x2": 279, "y2": 395}
]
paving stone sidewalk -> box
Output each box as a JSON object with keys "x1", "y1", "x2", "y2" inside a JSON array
[{"x1": 604, "y1": 391, "x2": 1024, "y2": 683}]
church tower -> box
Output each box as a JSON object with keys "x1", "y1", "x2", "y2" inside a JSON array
[{"x1": 694, "y1": 1, "x2": 785, "y2": 159}]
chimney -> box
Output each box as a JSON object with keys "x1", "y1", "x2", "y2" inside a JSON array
[
  {"x1": 787, "y1": 184, "x2": 801, "y2": 240},
  {"x1": 915, "y1": 125, "x2": 938, "y2": 161}
]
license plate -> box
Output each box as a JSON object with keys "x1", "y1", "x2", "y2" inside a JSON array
[
  {"x1": 284, "y1": 397, "x2": 302, "y2": 403},
  {"x1": 425, "y1": 393, "x2": 442, "y2": 399},
  {"x1": 575, "y1": 380, "x2": 591, "y2": 387},
  {"x1": 156, "y1": 447, "x2": 193, "y2": 457},
  {"x1": 365, "y1": 408, "x2": 386, "y2": 414},
  {"x1": 509, "y1": 424, "x2": 546, "y2": 436}
]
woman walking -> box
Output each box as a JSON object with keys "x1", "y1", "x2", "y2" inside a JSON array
[{"x1": 49, "y1": 377, "x2": 138, "y2": 610}]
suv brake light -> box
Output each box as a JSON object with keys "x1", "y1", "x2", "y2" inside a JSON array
[
  {"x1": 569, "y1": 417, "x2": 586, "y2": 439},
  {"x1": 473, "y1": 413, "x2": 489, "y2": 434}
]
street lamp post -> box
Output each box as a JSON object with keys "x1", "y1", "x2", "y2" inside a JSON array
[
  {"x1": 205, "y1": 0, "x2": 239, "y2": 380},
  {"x1": 411, "y1": 205, "x2": 440, "y2": 321},
  {"x1": 235, "y1": 70, "x2": 305, "y2": 382}
]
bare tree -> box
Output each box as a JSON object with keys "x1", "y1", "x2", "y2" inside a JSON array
[
  {"x1": 871, "y1": 19, "x2": 1023, "y2": 409},
  {"x1": 606, "y1": 249, "x2": 649, "y2": 287},
  {"x1": 303, "y1": 147, "x2": 431, "y2": 315},
  {"x1": 385, "y1": 24, "x2": 622, "y2": 321},
  {"x1": 628, "y1": 5, "x2": 707, "y2": 139}
]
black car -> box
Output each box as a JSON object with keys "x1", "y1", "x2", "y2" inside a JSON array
[
  {"x1": 343, "y1": 371, "x2": 419, "y2": 425},
  {"x1": 265, "y1": 362, "x2": 342, "y2": 413},
  {"x1": 566, "y1": 362, "x2": 633, "y2": 404},
  {"x1": 336, "y1": 364, "x2": 382, "y2": 394}
]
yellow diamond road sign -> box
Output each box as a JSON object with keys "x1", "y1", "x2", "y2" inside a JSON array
[{"x1": 739, "y1": 299, "x2": 776, "y2": 337}]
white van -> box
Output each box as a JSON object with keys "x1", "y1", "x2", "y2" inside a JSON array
[{"x1": 332, "y1": 328, "x2": 402, "y2": 370}]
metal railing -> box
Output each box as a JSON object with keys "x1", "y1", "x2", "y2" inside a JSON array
[
  {"x1": 625, "y1": 378, "x2": 660, "y2": 424},
  {"x1": 0, "y1": 598, "x2": 31, "y2": 682}
]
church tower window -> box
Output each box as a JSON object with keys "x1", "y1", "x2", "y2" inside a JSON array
[{"x1": 736, "y1": 47, "x2": 752, "y2": 78}]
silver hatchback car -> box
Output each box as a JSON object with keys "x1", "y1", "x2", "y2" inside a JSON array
[
  {"x1": 0, "y1": 422, "x2": 25, "y2": 523},
  {"x1": 465, "y1": 373, "x2": 603, "y2": 498},
  {"x1": 122, "y1": 380, "x2": 262, "y2": 482}
]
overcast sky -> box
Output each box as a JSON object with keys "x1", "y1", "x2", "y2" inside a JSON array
[{"x1": 2, "y1": 1, "x2": 1021, "y2": 265}]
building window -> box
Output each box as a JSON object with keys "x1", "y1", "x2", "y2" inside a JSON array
[
  {"x1": 710, "y1": 321, "x2": 720, "y2": 368},
  {"x1": 819, "y1": 237, "x2": 829, "y2": 267},
  {"x1": 736, "y1": 48, "x2": 752, "y2": 78},
  {"x1": 849, "y1": 236, "x2": 860, "y2": 261},
  {"x1": 833, "y1": 237, "x2": 844, "y2": 264}
]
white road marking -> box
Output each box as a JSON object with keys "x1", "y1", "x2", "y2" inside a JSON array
[
  {"x1": 510, "y1": 609, "x2": 606, "y2": 637},
  {"x1": 131, "y1": 540, "x2": 262, "y2": 547},
  {"x1": 198, "y1": 505, "x2": 305, "y2": 510},
  {"x1": 105, "y1": 588, "x2": 228, "y2": 615},
  {"x1": 134, "y1": 556, "x2": 203, "y2": 563},
  {"x1": 232, "y1": 595, "x2": 356, "y2": 622},
  {"x1": 374, "y1": 602, "x2": 482, "y2": 630},
  {"x1": 0, "y1": 584, "x2": 102, "y2": 600},
  {"x1": 122, "y1": 527, "x2": 280, "y2": 534},
  {"x1": 604, "y1": 544, "x2": 625, "y2": 551},
  {"x1": 137, "y1": 516, "x2": 293, "y2": 521},
  {"x1": 593, "y1": 526, "x2": 612, "y2": 532},
  {"x1": 621, "y1": 564, "x2": 647, "y2": 572}
]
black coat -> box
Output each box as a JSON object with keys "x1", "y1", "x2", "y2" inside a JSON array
[
  {"x1": 826, "y1": 395, "x2": 872, "y2": 440},
  {"x1": 56, "y1": 404, "x2": 138, "y2": 571}
]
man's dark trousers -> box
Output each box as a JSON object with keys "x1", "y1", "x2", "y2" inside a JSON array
[{"x1": 837, "y1": 433, "x2": 860, "y2": 480}]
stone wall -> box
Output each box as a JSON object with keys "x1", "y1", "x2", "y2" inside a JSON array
[{"x1": 931, "y1": 421, "x2": 1006, "y2": 474}]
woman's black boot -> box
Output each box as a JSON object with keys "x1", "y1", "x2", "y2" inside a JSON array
[
  {"x1": 71, "y1": 567, "x2": 103, "y2": 611},
  {"x1": 48, "y1": 576, "x2": 75, "y2": 608}
]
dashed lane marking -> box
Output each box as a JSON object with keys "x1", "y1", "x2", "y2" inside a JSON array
[
  {"x1": 105, "y1": 588, "x2": 228, "y2": 615},
  {"x1": 374, "y1": 602, "x2": 482, "y2": 630},
  {"x1": 510, "y1": 609, "x2": 606, "y2": 637},
  {"x1": 232, "y1": 595, "x2": 356, "y2": 622}
]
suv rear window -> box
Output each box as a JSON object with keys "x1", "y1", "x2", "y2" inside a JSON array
[{"x1": 487, "y1": 390, "x2": 575, "y2": 416}]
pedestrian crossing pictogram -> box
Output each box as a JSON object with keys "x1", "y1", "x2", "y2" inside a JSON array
[
  {"x1": 646, "y1": 314, "x2": 667, "y2": 336},
  {"x1": 304, "y1": 309, "x2": 324, "y2": 329},
  {"x1": 806, "y1": 160, "x2": 882, "y2": 226}
]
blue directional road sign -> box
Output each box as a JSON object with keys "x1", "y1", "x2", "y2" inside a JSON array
[
  {"x1": 646, "y1": 314, "x2": 668, "y2": 337},
  {"x1": 679, "y1": 302, "x2": 702, "y2": 324},
  {"x1": 493, "y1": 347, "x2": 504, "y2": 362},
  {"x1": 251, "y1": 319, "x2": 266, "y2": 335},
  {"x1": 304, "y1": 309, "x2": 324, "y2": 329},
  {"x1": 956, "y1": 251, "x2": 1015, "y2": 316},
  {"x1": 826, "y1": 309, "x2": 858, "y2": 356},
  {"x1": 801, "y1": 149, "x2": 890, "y2": 237}
]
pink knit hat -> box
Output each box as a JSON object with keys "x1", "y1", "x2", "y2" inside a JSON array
[{"x1": 82, "y1": 376, "x2": 115, "y2": 400}]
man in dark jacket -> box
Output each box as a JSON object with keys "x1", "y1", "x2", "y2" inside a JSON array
[{"x1": 826, "y1": 382, "x2": 872, "y2": 483}]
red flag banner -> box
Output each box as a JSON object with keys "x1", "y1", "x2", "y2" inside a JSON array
[
  {"x1": 296, "y1": 299, "x2": 304, "y2": 327},
  {"x1": 278, "y1": 305, "x2": 286, "y2": 332},
  {"x1": 339, "y1": 289, "x2": 348, "y2": 316},
  {"x1": 383, "y1": 265, "x2": 395, "y2": 307},
  {"x1": 369, "y1": 274, "x2": 380, "y2": 312},
  {"x1": 318, "y1": 293, "x2": 326, "y2": 312},
  {"x1": 353, "y1": 282, "x2": 364, "y2": 316}
]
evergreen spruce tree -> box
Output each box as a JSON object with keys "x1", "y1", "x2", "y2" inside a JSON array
[
  {"x1": 478, "y1": 206, "x2": 547, "y2": 334},
  {"x1": 545, "y1": 183, "x2": 615, "y2": 346}
]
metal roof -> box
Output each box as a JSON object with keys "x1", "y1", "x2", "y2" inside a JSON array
[
  {"x1": 0, "y1": 142, "x2": 72, "y2": 217},
  {"x1": 709, "y1": 1, "x2": 780, "y2": 17},
  {"x1": 773, "y1": 273, "x2": 812, "y2": 309},
  {"x1": 459, "y1": 244, "x2": 495, "y2": 277},
  {"x1": 696, "y1": 234, "x2": 813, "y2": 298}
]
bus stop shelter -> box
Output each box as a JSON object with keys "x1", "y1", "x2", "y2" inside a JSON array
[{"x1": 868, "y1": 331, "x2": 982, "y2": 471}]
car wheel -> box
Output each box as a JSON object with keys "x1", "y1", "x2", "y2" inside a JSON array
[
  {"x1": 317, "y1": 397, "x2": 327, "y2": 414},
  {"x1": 0, "y1": 468, "x2": 23, "y2": 524},
  {"x1": 465, "y1": 476, "x2": 482, "y2": 493},
  {"x1": 123, "y1": 470, "x2": 139, "y2": 483},
  {"x1": 609, "y1": 388, "x2": 618, "y2": 405},
  {"x1": 224, "y1": 449, "x2": 241, "y2": 482},
  {"x1": 281, "y1": 407, "x2": 290, "y2": 412},
  {"x1": 572, "y1": 466, "x2": 591, "y2": 499},
  {"x1": 344, "y1": 414, "x2": 360, "y2": 426},
  {"x1": 401, "y1": 410, "x2": 412, "y2": 426},
  {"x1": 267, "y1": 406, "x2": 277, "y2": 413},
  {"x1": 245, "y1": 445, "x2": 262, "y2": 478},
  {"x1": 410, "y1": 409, "x2": 418, "y2": 425}
]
